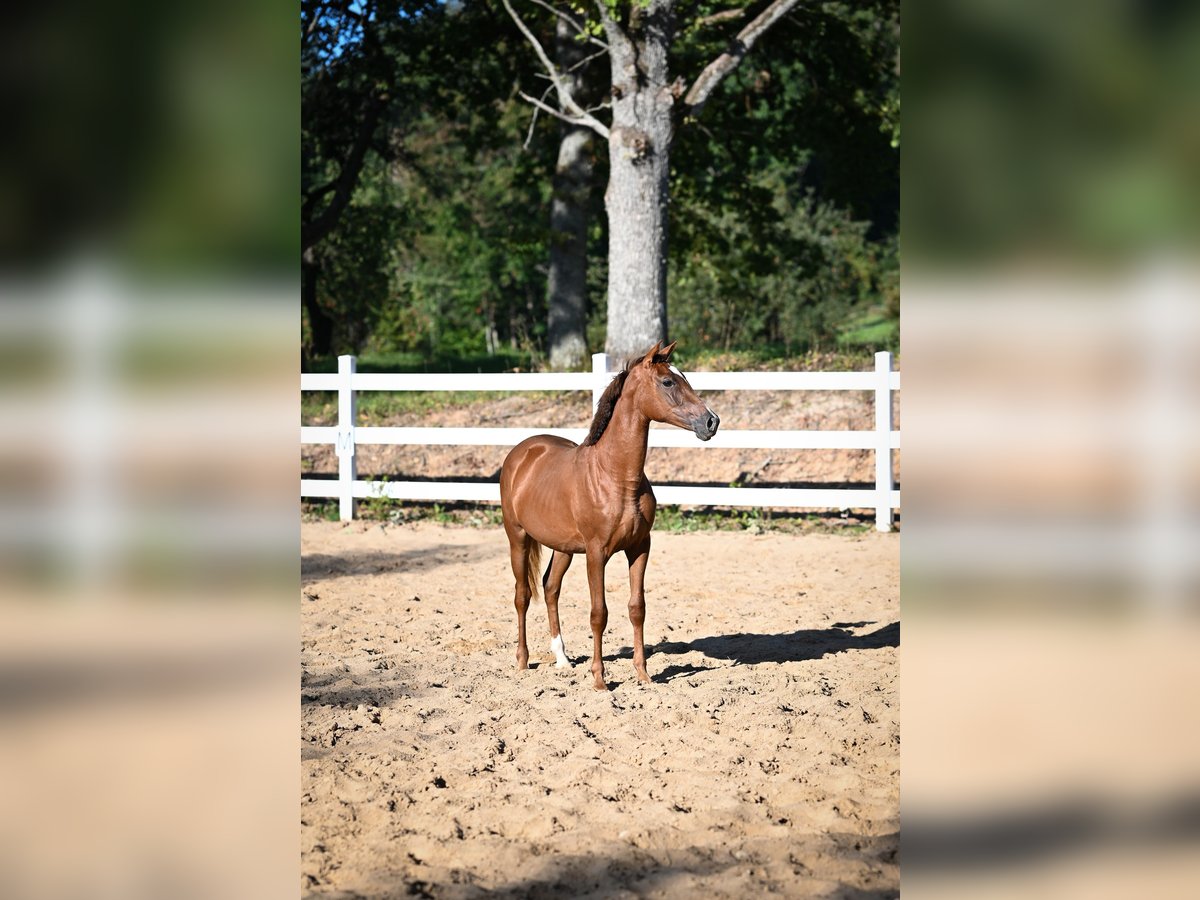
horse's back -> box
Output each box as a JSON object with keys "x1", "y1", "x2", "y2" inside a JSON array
[
  {"x1": 502, "y1": 433, "x2": 574, "y2": 476},
  {"x1": 500, "y1": 435, "x2": 577, "y2": 502},
  {"x1": 506, "y1": 433, "x2": 577, "y2": 459}
]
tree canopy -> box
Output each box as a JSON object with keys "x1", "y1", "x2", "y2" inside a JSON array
[{"x1": 301, "y1": 0, "x2": 899, "y2": 365}]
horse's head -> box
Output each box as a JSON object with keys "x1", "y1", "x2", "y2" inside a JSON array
[{"x1": 631, "y1": 341, "x2": 720, "y2": 441}]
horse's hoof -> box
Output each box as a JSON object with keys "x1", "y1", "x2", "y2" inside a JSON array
[
  {"x1": 593, "y1": 681, "x2": 609, "y2": 692},
  {"x1": 550, "y1": 636, "x2": 570, "y2": 668}
]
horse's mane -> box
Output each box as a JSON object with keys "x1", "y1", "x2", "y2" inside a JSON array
[
  {"x1": 581, "y1": 368, "x2": 629, "y2": 446},
  {"x1": 584, "y1": 348, "x2": 658, "y2": 445}
]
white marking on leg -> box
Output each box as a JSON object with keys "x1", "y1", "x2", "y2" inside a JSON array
[{"x1": 550, "y1": 634, "x2": 570, "y2": 668}]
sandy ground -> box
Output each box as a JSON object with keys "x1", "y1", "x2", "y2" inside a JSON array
[{"x1": 301, "y1": 520, "x2": 899, "y2": 898}]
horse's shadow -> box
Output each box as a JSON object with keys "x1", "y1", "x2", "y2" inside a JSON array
[
  {"x1": 301, "y1": 543, "x2": 485, "y2": 584},
  {"x1": 644, "y1": 621, "x2": 898, "y2": 678}
]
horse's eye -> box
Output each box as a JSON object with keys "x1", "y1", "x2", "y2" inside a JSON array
[{"x1": 661, "y1": 378, "x2": 674, "y2": 388}]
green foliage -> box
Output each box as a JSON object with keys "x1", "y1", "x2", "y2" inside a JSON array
[
  {"x1": 374, "y1": 97, "x2": 555, "y2": 359},
  {"x1": 670, "y1": 174, "x2": 898, "y2": 352},
  {"x1": 300, "y1": 501, "x2": 341, "y2": 522},
  {"x1": 302, "y1": 0, "x2": 900, "y2": 366},
  {"x1": 668, "y1": 2, "x2": 899, "y2": 353},
  {"x1": 654, "y1": 505, "x2": 875, "y2": 535},
  {"x1": 905, "y1": 0, "x2": 1200, "y2": 262},
  {"x1": 301, "y1": 498, "x2": 871, "y2": 533},
  {"x1": 310, "y1": 179, "x2": 407, "y2": 352},
  {"x1": 360, "y1": 475, "x2": 394, "y2": 521},
  {"x1": 304, "y1": 1, "x2": 562, "y2": 362}
]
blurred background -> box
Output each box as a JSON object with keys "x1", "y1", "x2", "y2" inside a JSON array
[
  {"x1": 903, "y1": 0, "x2": 1200, "y2": 896},
  {"x1": 0, "y1": 1, "x2": 295, "y2": 897}
]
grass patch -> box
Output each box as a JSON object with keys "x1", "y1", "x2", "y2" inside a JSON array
[
  {"x1": 302, "y1": 388, "x2": 523, "y2": 425},
  {"x1": 836, "y1": 308, "x2": 899, "y2": 353},
  {"x1": 301, "y1": 499, "x2": 880, "y2": 535},
  {"x1": 301, "y1": 499, "x2": 505, "y2": 528},
  {"x1": 653, "y1": 505, "x2": 877, "y2": 535},
  {"x1": 303, "y1": 500, "x2": 340, "y2": 522}
]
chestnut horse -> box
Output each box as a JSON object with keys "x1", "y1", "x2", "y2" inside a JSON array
[{"x1": 499, "y1": 341, "x2": 720, "y2": 690}]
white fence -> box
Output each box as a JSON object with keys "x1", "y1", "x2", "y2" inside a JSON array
[{"x1": 301, "y1": 351, "x2": 900, "y2": 531}]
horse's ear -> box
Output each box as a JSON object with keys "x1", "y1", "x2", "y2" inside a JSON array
[
  {"x1": 650, "y1": 340, "x2": 676, "y2": 364},
  {"x1": 642, "y1": 341, "x2": 663, "y2": 364}
]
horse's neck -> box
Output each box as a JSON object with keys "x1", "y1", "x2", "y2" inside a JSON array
[{"x1": 592, "y1": 395, "x2": 650, "y2": 484}]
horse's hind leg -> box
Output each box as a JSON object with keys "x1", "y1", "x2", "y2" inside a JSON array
[
  {"x1": 542, "y1": 551, "x2": 573, "y2": 667},
  {"x1": 506, "y1": 526, "x2": 536, "y2": 670}
]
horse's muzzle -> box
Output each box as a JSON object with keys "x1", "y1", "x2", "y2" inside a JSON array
[{"x1": 692, "y1": 409, "x2": 720, "y2": 441}]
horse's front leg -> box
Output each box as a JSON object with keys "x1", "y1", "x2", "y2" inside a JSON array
[
  {"x1": 584, "y1": 544, "x2": 609, "y2": 691},
  {"x1": 625, "y1": 537, "x2": 651, "y2": 683}
]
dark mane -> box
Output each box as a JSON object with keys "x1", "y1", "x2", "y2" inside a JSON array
[
  {"x1": 583, "y1": 355, "x2": 652, "y2": 448},
  {"x1": 581, "y1": 367, "x2": 631, "y2": 446}
]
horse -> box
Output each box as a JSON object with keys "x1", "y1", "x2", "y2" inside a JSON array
[{"x1": 499, "y1": 341, "x2": 720, "y2": 690}]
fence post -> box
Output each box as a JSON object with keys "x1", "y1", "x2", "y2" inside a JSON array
[
  {"x1": 875, "y1": 351, "x2": 894, "y2": 532},
  {"x1": 591, "y1": 352, "x2": 611, "y2": 413},
  {"x1": 336, "y1": 354, "x2": 357, "y2": 521}
]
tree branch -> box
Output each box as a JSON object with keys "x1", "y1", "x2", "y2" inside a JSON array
[
  {"x1": 301, "y1": 91, "x2": 387, "y2": 251},
  {"x1": 682, "y1": 0, "x2": 802, "y2": 120},
  {"x1": 695, "y1": 8, "x2": 746, "y2": 30},
  {"x1": 522, "y1": 82, "x2": 556, "y2": 149},
  {"x1": 501, "y1": 0, "x2": 610, "y2": 140},
  {"x1": 533, "y1": 43, "x2": 606, "y2": 82},
  {"x1": 566, "y1": 46, "x2": 610, "y2": 77},
  {"x1": 526, "y1": 0, "x2": 608, "y2": 49},
  {"x1": 519, "y1": 91, "x2": 610, "y2": 139}
]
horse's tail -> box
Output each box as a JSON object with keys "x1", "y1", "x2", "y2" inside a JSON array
[{"x1": 525, "y1": 539, "x2": 542, "y2": 601}]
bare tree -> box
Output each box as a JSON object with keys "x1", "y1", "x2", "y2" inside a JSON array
[{"x1": 503, "y1": 0, "x2": 802, "y2": 359}]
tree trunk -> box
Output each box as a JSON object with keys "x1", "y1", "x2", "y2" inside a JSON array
[
  {"x1": 511, "y1": 0, "x2": 800, "y2": 362},
  {"x1": 546, "y1": 15, "x2": 594, "y2": 371},
  {"x1": 602, "y1": 1, "x2": 676, "y2": 361},
  {"x1": 302, "y1": 247, "x2": 333, "y2": 363}
]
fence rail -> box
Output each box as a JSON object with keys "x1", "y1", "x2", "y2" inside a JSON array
[{"x1": 301, "y1": 351, "x2": 900, "y2": 531}]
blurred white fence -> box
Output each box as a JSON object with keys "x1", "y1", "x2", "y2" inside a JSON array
[{"x1": 300, "y1": 351, "x2": 900, "y2": 531}]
